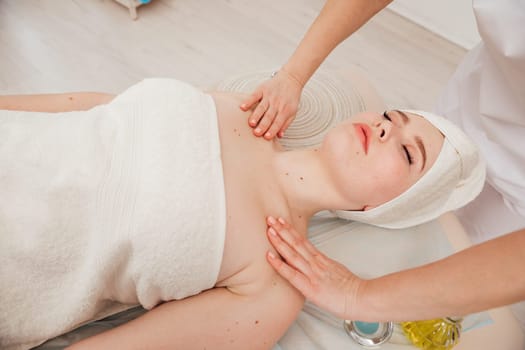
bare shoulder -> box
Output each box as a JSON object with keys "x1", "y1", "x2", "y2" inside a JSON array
[
  {"x1": 208, "y1": 91, "x2": 249, "y2": 116},
  {"x1": 208, "y1": 90, "x2": 262, "y2": 146}
]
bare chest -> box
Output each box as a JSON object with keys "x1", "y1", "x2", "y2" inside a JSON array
[{"x1": 210, "y1": 92, "x2": 290, "y2": 287}]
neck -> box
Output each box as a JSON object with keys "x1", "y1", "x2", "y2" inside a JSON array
[{"x1": 270, "y1": 147, "x2": 358, "y2": 230}]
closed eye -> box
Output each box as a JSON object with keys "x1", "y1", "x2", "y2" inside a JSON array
[
  {"x1": 403, "y1": 146, "x2": 413, "y2": 165},
  {"x1": 385, "y1": 111, "x2": 413, "y2": 165}
]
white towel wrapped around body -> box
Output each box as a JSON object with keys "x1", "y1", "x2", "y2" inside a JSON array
[{"x1": 0, "y1": 78, "x2": 226, "y2": 349}]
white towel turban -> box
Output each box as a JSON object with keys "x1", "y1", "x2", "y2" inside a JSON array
[
  {"x1": 334, "y1": 110, "x2": 486, "y2": 228},
  {"x1": 216, "y1": 70, "x2": 486, "y2": 229}
]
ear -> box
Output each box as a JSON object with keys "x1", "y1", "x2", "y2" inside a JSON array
[{"x1": 363, "y1": 205, "x2": 376, "y2": 211}]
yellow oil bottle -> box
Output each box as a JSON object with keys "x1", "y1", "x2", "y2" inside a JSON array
[{"x1": 401, "y1": 317, "x2": 462, "y2": 350}]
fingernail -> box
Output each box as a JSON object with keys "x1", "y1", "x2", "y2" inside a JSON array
[
  {"x1": 278, "y1": 217, "x2": 286, "y2": 225},
  {"x1": 241, "y1": 104, "x2": 246, "y2": 109},
  {"x1": 255, "y1": 127, "x2": 261, "y2": 134},
  {"x1": 267, "y1": 216, "x2": 276, "y2": 224},
  {"x1": 268, "y1": 227, "x2": 277, "y2": 236},
  {"x1": 268, "y1": 251, "x2": 276, "y2": 259},
  {"x1": 265, "y1": 132, "x2": 271, "y2": 138},
  {"x1": 251, "y1": 119, "x2": 256, "y2": 125}
]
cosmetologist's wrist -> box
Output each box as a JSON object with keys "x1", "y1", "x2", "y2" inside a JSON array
[{"x1": 277, "y1": 65, "x2": 307, "y2": 88}]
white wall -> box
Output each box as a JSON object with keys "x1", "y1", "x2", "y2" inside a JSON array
[{"x1": 388, "y1": 0, "x2": 481, "y2": 49}]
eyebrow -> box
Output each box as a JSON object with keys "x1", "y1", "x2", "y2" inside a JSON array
[
  {"x1": 393, "y1": 110, "x2": 427, "y2": 171},
  {"x1": 415, "y1": 136, "x2": 427, "y2": 171},
  {"x1": 395, "y1": 110, "x2": 410, "y2": 124}
]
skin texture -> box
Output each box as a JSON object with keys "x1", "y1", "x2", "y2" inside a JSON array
[
  {"x1": 318, "y1": 110, "x2": 443, "y2": 210},
  {"x1": 0, "y1": 93, "x2": 114, "y2": 112}
]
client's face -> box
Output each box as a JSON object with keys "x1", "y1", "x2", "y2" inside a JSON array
[{"x1": 320, "y1": 110, "x2": 444, "y2": 210}]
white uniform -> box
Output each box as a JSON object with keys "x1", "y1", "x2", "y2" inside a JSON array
[{"x1": 435, "y1": 0, "x2": 525, "y2": 330}]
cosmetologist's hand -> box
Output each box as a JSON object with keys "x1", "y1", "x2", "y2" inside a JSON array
[
  {"x1": 265, "y1": 216, "x2": 363, "y2": 320},
  {"x1": 240, "y1": 70, "x2": 303, "y2": 140}
]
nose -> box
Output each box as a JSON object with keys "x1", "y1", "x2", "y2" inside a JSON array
[{"x1": 374, "y1": 119, "x2": 395, "y2": 142}]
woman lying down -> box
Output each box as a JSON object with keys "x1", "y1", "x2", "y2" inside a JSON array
[{"x1": 0, "y1": 77, "x2": 485, "y2": 350}]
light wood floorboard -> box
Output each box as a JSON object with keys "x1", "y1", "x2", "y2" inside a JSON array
[{"x1": 0, "y1": 0, "x2": 467, "y2": 110}]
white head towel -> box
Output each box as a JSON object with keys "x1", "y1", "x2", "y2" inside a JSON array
[{"x1": 334, "y1": 110, "x2": 486, "y2": 229}]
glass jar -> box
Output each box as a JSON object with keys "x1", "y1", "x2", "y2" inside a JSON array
[{"x1": 401, "y1": 317, "x2": 462, "y2": 350}]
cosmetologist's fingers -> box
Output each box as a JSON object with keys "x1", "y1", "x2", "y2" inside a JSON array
[
  {"x1": 267, "y1": 227, "x2": 313, "y2": 277},
  {"x1": 269, "y1": 217, "x2": 332, "y2": 271},
  {"x1": 240, "y1": 91, "x2": 262, "y2": 114},
  {"x1": 250, "y1": 102, "x2": 269, "y2": 135},
  {"x1": 266, "y1": 251, "x2": 313, "y2": 297},
  {"x1": 260, "y1": 106, "x2": 279, "y2": 139},
  {"x1": 278, "y1": 115, "x2": 295, "y2": 138},
  {"x1": 264, "y1": 112, "x2": 288, "y2": 140},
  {"x1": 266, "y1": 216, "x2": 315, "y2": 263}
]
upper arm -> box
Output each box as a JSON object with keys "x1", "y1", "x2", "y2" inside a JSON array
[
  {"x1": 0, "y1": 92, "x2": 115, "y2": 112},
  {"x1": 68, "y1": 273, "x2": 304, "y2": 350}
]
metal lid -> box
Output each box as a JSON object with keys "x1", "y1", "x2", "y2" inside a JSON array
[{"x1": 343, "y1": 320, "x2": 393, "y2": 348}]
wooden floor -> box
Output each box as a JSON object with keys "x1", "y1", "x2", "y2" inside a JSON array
[{"x1": 0, "y1": 0, "x2": 467, "y2": 110}]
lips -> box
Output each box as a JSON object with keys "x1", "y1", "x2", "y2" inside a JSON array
[{"x1": 353, "y1": 123, "x2": 371, "y2": 154}]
